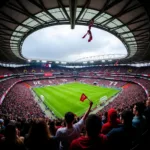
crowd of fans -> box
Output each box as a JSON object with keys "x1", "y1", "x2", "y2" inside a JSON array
[
  {"x1": 1, "y1": 66, "x2": 150, "y2": 75},
  {"x1": 0, "y1": 78, "x2": 20, "y2": 96},
  {"x1": 79, "y1": 78, "x2": 126, "y2": 88},
  {"x1": 101, "y1": 84, "x2": 147, "y2": 113},
  {"x1": 0, "y1": 99, "x2": 150, "y2": 150},
  {"x1": 26, "y1": 78, "x2": 75, "y2": 87},
  {"x1": 0, "y1": 77, "x2": 148, "y2": 121},
  {"x1": 0, "y1": 83, "x2": 44, "y2": 119},
  {"x1": 0, "y1": 66, "x2": 150, "y2": 149},
  {"x1": 0, "y1": 67, "x2": 12, "y2": 75}
]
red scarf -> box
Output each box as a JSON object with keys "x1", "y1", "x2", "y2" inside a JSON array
[{"x1": 82, "y1": 20, "x2": 94, "y2": 42}]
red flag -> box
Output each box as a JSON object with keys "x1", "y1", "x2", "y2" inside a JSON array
[
  {"x1": 82, "y1": 30, "x2": 93, "y2": 42},
  {"x1": 80, "y1": 93, "x2": 88, "y2": 102},
  {"x1": 114, "y1": 60, "x2": 119, "y2": 66},
  {"x1": 82, "y1": 20, "x2": 94, "y2": 42}
]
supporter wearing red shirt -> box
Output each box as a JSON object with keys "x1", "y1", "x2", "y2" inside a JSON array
[
  {"x1": 101, "y1": 108, "x2": 121, "y2": 134},
  {"x1": 70, "y1": 114, "x2": 107, "y2": 150}
]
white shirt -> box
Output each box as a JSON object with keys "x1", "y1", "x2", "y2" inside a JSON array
[{"x1": 56, "y1": 118, "x2": 84, "y2": 150}]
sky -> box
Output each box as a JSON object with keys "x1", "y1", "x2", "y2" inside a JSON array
[{"x1": 22, "y1": 25, "x2": 127, "y2": 62}]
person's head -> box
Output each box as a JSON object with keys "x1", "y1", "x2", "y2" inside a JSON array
[
  {"x1": 49, "y1": 121, "x2": 56, "y2": 136},
  {"x1": 133, "y1": 102, "x2": 145, "y2": 116},
  {"x1": 86, "y1": 114, "x2": 102, "y2": 137},
  {"x1": 104, "y1": 111, "x2": 108, "y2": 118},
  {"x1": 120, "y1": 110, "x2": 133, "y2": 125},
  {"x1": 0, "y1": 119, "x2": 4, "y2": 126},
  {"x1": 28, "y1": 118, "x2": 51, "y2": 142},
  {"x1": 5, "y1": 123, "x2": 17, "y2": 140},
  {"x1": 108, "y1": 108, "x2": 117, "y2": 123},
  {"x1": 4, "y1": 121, "x2": 23, "y2": 144},
  {"x1": 65, "y1": 112, "x2": 75, "y2": 124},
  {"x1": 146, "y1": 99, "x2": 150, "y2": 107}
]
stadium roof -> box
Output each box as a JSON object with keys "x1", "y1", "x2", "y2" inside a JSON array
[{"x1": 0, "y1": 0, "x2": 150, "y2": 64}]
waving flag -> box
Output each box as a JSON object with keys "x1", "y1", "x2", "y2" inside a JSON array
[
  {"x1": 82, "y1": 20, "x2": 94, "y2": 42},
  {"x1": 114, "y1": 60, "x2": 119, "y2": 66},
  {"x1": 80, "y1": 93, "x2": 88, "y2": 102}
]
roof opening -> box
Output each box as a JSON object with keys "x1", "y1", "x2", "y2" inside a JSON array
[{"x1": 22, "y1": 25, "x2": 127, "y2": 62}]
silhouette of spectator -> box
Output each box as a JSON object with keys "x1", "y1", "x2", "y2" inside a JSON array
[
  {"x1": 70, "y1": 114, "x2": 107, "y2": 150},
  {"x1": 56, "y1": 101, "x2": 93, "y2": 150},
  {"x1": 107, "y1": 110, "x2": 136, "y2": 150},
  {"x1": 25, "y1": 118, "x2": 58, "y2": 150},
  {"x1": 101, "y1": 108, "x2": 121, "y2": 134}
]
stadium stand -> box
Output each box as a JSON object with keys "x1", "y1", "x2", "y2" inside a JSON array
[
  {"x1": 1, "y1": 0, "x2": 150, "y2": 149},
  {"x1": 0, "y1": 70, "x2": 150, "y2": 150}
]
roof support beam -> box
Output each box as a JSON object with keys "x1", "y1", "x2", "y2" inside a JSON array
[
  {"x1": 76, "y1": 0, "x2": 91, "y2": 22},
  {"x1": 134, "y1": 28, "x2": 150, "y2": 33},
  {"x1": 120, "y1": 22, "x2": 149, "y2": 35},
  {"x1": 137, "y1": 42, "x2": 149, "y2": 45},
  {"x1": 10, "y1": 0, "x2": 45, "y2": 24},
  {"x1": 0, "y1": 37, "x2": 18, "y2": 42},
  {"x1": 0, "y1": 11, "x2": 33, "y2": 29},
  {"x1": 0, "y1": 37, "x2": 10, "y2": 41},
  {"x1": 69, "y1": 0, "x2": 77, "y2": 29},
  {"x1": 1, "y1": 46, "x2": 13, "y2": 49},
  {"x1": 134, "y1": 31, "x2": 148, "y2": 37},
  {"x1": 102, "y1": 0, "x2": 133, "y2": 25},
  {"x1": 91, "y1": 0, "x2": 111, "y2": 21},
  {"x1": 91, "y1": 0, "x2": 122, "y2": 23},
  {"x1": 135, "y1": 37, "x2": 148, "y2": 41},
  {"x1": 132, "y1": 22, "x2": 149, "y2": 31},
  {"x1": 5, "y1": 4, "x2": 42, "y2": 25},
  {"x1": 101, "y1": 1, "x2": 141, "y2": 26},
  {"x1": 0, "y1": 42, "x2": 10, "y2": 45},
  {"x1": 110, "y1": 12, "x2": 146, "y2": 30},
  {"x1": 123, "y1": 36, "x2": 134, "y2": 39},
  {"x1": 0, "y1": 32, "x2": 22, "y2": 38},
  {"x1": 0, "y1": 17, "x2": 29, "y2": 28},
  {"x1": 0, "y1": 27, "x2": 25, "y2": 34},
  {"x1": 57, "y1": 0, "x2": 70, "y2": 20},
  {"x1": 0, "y1": 30, "x2": 23, "y2": 37},
  {"x1": 0, "y1": 50, "x2": 12, "y2": 62},
  {"x1": 10, "y1": 46, "x2": 18, "y2": 48},
  {"x1": 38, "y1": 0, "x2": 59, "y2": 22},
  {"x1": 0, "y1": 24, "x2": 26, "y2": 34},
  {"x1": 124, "y1": 35, "x2": 147, "y2": 39},
  {"x1": 26, "y1": 0, "x2": 59, "y2": 22},
  {"x1": 130, "y1": 43, "x2": 146, "y2": 46}
]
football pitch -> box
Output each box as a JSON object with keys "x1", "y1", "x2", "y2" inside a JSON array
[{"x1": 33, "y1": 82, "x2": 120, "y2": 118}]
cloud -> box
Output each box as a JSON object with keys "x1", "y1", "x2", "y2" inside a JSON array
[{"x1": 22, "y1": 25, "x2": 127, "y2": 62}]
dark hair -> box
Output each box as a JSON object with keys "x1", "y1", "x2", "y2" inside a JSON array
[
  {"x1": 134, "y1": 102, "x2": 145, "y2": 116},
  {"x1": 121, "y1": 110, "x2": 133, "y2": 124},
  {"x1": 5, "y1": 123, "x2": 16, "y2": 140},
  {"x1": 65, "y1": 112, "x2": 74, "y2": 124},
  {"x1": 86, "y1": 114, "x2": 102, "y2": 137},
  {"x1": 28, "y1": 118, "x2": 51, "y2": 143},
  {"x1": 5, "y1": 123, "x2": 23, "y2": 144},
  {"x1": 49, "y1": 121, "x2": 56, "y2": 136}
]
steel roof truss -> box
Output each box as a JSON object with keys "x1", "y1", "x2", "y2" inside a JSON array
[
  {"x1": 38, "y1": 0, "x2": 59, "y2": 22},
  {"x1": 14, "y1": 0, "x2": 45, "y2": 24},
  {"x1": 111, "y1": 12, "x2": 146, "y2": 30},
  {"x1": 69, "y1": 0, "x2": 77, "y2": 29},
  {"x1": 0, "y1": 11, "x2": 33, "y2": 29},
  {"x1": 57, "y1": 0, "x2": 70, "y2": 20},
  {"x1": 76, "y1": 0, "x2": 91, "y2": 22}
]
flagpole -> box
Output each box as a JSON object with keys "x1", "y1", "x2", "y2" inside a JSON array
[{"x1": 87, "y1": 97, "x2": 91, "y2": 102}]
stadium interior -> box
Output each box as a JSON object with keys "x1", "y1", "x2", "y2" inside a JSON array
[{"x1": 0, "y1": 0, "x2": 150, "y2": 150}]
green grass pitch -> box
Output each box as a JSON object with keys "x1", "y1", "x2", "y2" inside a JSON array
[{"x1": 33, "y1": 82, "x2": 120, "y2": 118}]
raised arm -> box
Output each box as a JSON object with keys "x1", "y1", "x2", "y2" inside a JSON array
[{"x1": 82, "y1": 101, "x2": 93, "y2": 121}]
